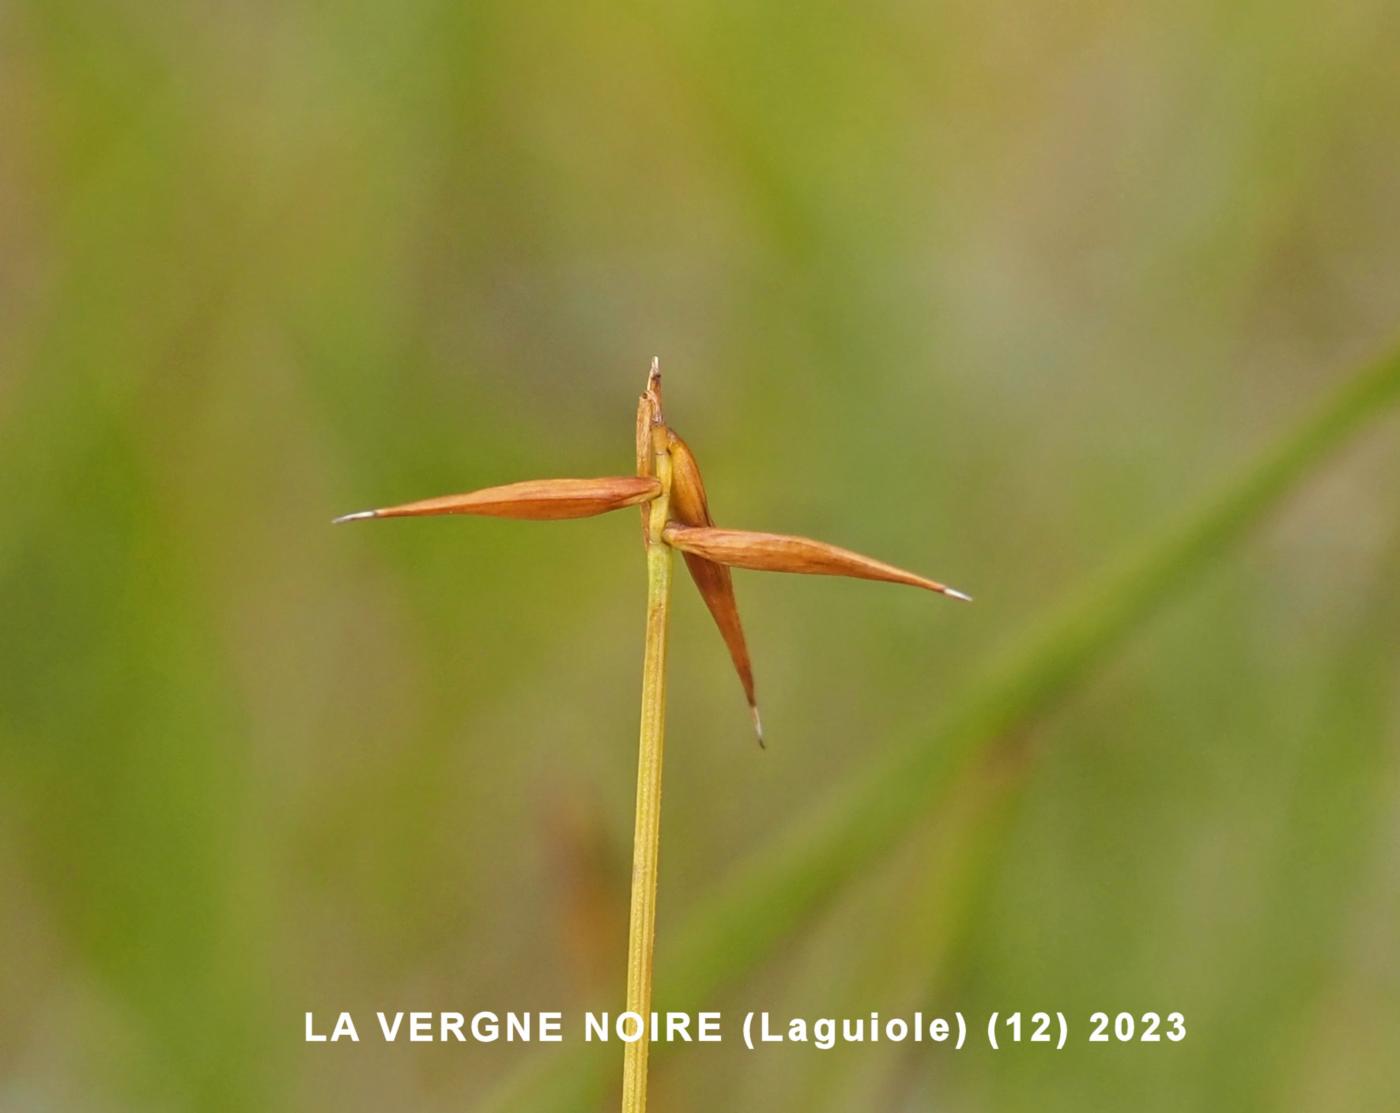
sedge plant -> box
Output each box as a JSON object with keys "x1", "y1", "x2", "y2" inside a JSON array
[{"x1": 335, "y1": 360, "x2": 969, "y2": 1112}]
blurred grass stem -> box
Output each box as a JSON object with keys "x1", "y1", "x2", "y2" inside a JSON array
[{"x1": 621, "y1": 426, "x2": 674, "y2": 1113}]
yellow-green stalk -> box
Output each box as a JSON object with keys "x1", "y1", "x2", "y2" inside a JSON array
[{"x1": 620, "y1": 425, "x2": 673, "y2": 1113}]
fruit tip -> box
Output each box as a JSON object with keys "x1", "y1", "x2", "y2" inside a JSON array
[
  {"x1": 751, "y1": 705, "x2": 765, "y2": 749},
  {"x1": 944, "y1": 586, "x2": 973, "y2": 602},
  {"x1": 332, "y1": 509, "x2": 378, "y2": 524}
]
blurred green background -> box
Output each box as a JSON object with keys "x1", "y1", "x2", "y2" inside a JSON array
[{"x1": 3, "y1": 1, "x2": 1399, "y2": 1110}]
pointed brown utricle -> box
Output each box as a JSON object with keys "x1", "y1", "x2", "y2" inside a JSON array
[
  {"x1": 666, "y1": 432, "x2": 761, "y2": 742},
  {"x1": 346, "y1": 476, "x2": 661, "y2": 521},
  {"x1": 661, "y1": 524, "x2": 970, "y2": 600}
]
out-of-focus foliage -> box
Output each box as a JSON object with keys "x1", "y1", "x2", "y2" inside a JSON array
[{"x1": 1, "y1": 2, "x2": 1398, "y2": 1111}]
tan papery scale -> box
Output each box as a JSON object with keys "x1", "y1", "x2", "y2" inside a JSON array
[{"x1": 635, "y1": 361, "x2": 663, "y2": 542}]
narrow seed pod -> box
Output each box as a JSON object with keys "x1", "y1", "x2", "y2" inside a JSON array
[
  {"x1": 666, "y1": 431, "x2": 762, "y2": 744},
  {"x1": 334, "y1": 476, "x2": 661, "y2": 523},
  {"x1": 662, "y1": 524, "x2": 972, "y2": 601}
]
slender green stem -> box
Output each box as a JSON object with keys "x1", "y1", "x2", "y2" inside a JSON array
[{"x1": 621, "y1": 438, "x2": 673, "y2": 1113}]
